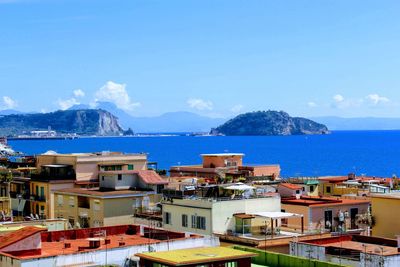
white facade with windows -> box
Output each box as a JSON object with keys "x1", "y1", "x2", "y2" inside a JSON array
[{"x1": 161, "y1": 196, "x2": 281, "y2": 236}]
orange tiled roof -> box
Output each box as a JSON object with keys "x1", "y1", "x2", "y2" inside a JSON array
[
  {"x1": 136, "y1": 170, "x2": 168, "y2": 185},
  {"x1": 280, "y1": 183, "x2": 302, "y2": 190},
  {"x1": 0, "y1": 226, "x2": 45, "y2": 250}
]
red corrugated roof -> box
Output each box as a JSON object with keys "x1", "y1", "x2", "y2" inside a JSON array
[
  {"x1": 136, "y1": 170, "x2": 168, "y2": 185},
  {"x1": 0, "y1": 226, "x2": 45, "y2": 250}
]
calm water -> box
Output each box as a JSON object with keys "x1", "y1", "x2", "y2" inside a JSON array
[{"x1": 8, "y1": 131, "x2": 400, "y2": 177}]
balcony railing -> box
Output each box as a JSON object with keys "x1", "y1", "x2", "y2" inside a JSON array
[
  {"x1": 30, "y1": 194, "x2": 46, "y2": 202},
  {"x1": 31, "y1": 173, "x2": 76, "y2": 181}
]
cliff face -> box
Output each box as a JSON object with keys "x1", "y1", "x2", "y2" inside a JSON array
[
  {"x1": 0, "y1": 109, "x2": 123, "y2": 136},
  {"x1": 212, "y1": 111, "x2": 329, "y2": 136}
]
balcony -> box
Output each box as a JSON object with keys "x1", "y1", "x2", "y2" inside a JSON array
[
  {"x1": 31, "y1": 165, "x2": 76, "y2": 181},
  {"x1": 31, "y1": 173, "x2": 76, "y2": 181},
  {"x1": 10, "y1": 191, "x2": 31, "y2": 200},
  {"x1": 30, "y1": 194, "x2": 46, "y2": 202}
]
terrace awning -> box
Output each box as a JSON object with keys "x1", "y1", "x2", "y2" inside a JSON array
[
  {"x1": 252, "y1": 211, "x2": 303, "y2": 219},
  {"x1": 225, "y1": 183, "x2": 255, "y2": 190}
]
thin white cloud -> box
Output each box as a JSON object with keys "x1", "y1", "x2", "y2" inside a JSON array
[
  {"x1": 307, "y1": 101, "x2": 317, "y2": 108},
  {"x1": 187, "y1": 98, "x2": 213, "y2": 111},
  {"x1": 57, "y1": 97, "x2": 79, "y2": 110},
  {"x1": 2, "y1": 96, "x2": 18, "y2": 109},
  {"x1": 366, "y1": 94, "x2": 389, "y2": 106},
  {"x1": 333, "y1": 94, "x2": 344, "y2": 103},
  {"x1": 94, "y1": 81, "x2": 140, "y2": 111},
  {"x1": 231, "y1": 104, "x2": 244, "y2": 113},
  {"x1": 73, "y1": 89, "x2": 85, "y2": 98}
]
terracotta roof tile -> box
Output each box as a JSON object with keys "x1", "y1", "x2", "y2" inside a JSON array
[{"x1": 136, "y1": 170, "x2": 168, "y2": 185}]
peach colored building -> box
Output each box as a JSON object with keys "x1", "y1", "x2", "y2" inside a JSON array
[
  {"x1": 36, "y1": 151, "x2": 148, "y2": 183},
  {"x1": 31, "y1": 152, "x2": 149, "y2": 219},
  {"x1": 281, "y1": 196, "x2": 370, "y2": 233},
  {"x1": 170, "y1": 153, "x2": 280, "y2": 181}
]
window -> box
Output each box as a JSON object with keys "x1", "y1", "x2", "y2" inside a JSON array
[
  {"x1": 57, "y1": 195, "x2": 64, "y2": 206},
  {"x1": 103, "y1": 165, "x2": 123, "y2": 171},
  {"x1": 182, "y1": 214, "x2": 188, "y2": 227},
  {"x1": 128, "y1": 164, "x2": 134, "y2": 170},
  {"x1": 118, "y1": 174, "x2": 122, "y2": 180},
  {"x1": 197, "y1": 216, "x2": 206, "y2": 230},
  {"x1": 191, "y1": 215, "x2": 196, "y2": 228},
  {"x1": 164, "y1": 212, "x2": 171, "y2": 225},
  {"x1": 225, "y1": 262, "x2": 238, "y2": 267},
  {"x1": 310, "y1": 185, "x2": 314, "y2": 192},
  {"x1": 295, "y1": 190, "x2": 300, "y2": 194},
  {"x1": 326, "y1": 186, "x2": 331, "y2": 194},
  {"x1": 69, "y1": 196, "x2": 75, "y2": 207},
  {"x1": 94, "y1": 200, "x2": 101, "y2": 211},
  {"x1": 191, "y1": 215, "x2": 206, "y2": 230},
  {"x1": 102, "y1": 176, "x2": 105, "y2": 181}
]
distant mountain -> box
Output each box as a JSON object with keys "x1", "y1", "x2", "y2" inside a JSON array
[
  {"x1": 129, "y1": 112, "x2": 225, "y2": 133},
  {"x1": 212, "y1": 111, "x2": 329, "y2": 136},
  {"x1": 0, "y1": 109, "x2": 123, "y2": 136},
  {"x1": 311, "y1": 116, "x2": 400, "y2": 130},
  {"x1": 70, "y1": 102, "x2": 225, "y2": 132},
  {"x1": 0, "y1": 109, "x2": 23, "y2": 116}
]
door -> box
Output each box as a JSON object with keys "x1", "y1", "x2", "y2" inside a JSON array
[
  {"x1": 350, "y1": 208, "x2": 358, "y2": 229},
  {"x1": 324, "y1": 210, "x2": 333, "y2": 231}
]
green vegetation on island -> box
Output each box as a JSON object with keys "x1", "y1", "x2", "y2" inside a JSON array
[
  {"x1": 211, "y1": 110, "x2": 329, "y2": 136},
  {"x1": 0, "y1": 109, "x2": 123, "y2": 136}
]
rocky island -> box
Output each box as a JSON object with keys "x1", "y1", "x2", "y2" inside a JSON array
[
  {"x1": 211, "y1": 110, "x2": 329, "y2": 136},
  {"x1": 0, "y1": 109, "x2": 123, "y2": 136}
]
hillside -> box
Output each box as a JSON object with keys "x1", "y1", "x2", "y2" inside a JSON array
[
  {"x1": 212, "y1": 111, "x2": 329, "y2": 136},
  {"x1": 69, "y1": 103, "x2": 225, "y2": 132},
  {"x1": 0, "y1": 109, "x2": 123, "y2": 136}
]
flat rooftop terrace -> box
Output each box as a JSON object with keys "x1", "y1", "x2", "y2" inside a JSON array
[
  {"x1": 3, "y1": 225, "x2": 201, "y2": 260},
  {"x1": 282, "y1": 196, "x2": 370, "y2": 207},
  {"x1": 299, "y1": 235, "x2": 399, "y2": 256}
]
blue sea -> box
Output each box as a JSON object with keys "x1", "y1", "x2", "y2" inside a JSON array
[{"x1": 8, "y1": 131, "x2": 400, "y2": 177}]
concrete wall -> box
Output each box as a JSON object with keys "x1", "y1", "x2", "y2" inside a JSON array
[
  {"x1": 290, "y1": 242, "x2": 326, "y2": 261},
  {"x1": 212, "y1": 197, "x2": 281, "y2": 234},
  {"x1": 202, "y1": 155, "x2": 243, "y2": 168},
  {"x1": 162, "y1": 196, "x2": 281, "y2": 236},
  {"x1": 162, "y1": 199, "x2": 213, "y2": 235},
  {"x1": 277, "y1": 185, "x2": 302, "y2": 198},
  {"x1": 18, "y1": 236, "x2": 219, "y2": 267},
  {"x1": 281, "y1": 204, "x2": 310, "y2": 231},
  {"x1": 100, "y1": 174, "x2": 138, "y2": 189},
  {"x1": 252, "y1": 165, "x2": 280, "y2": 177}
]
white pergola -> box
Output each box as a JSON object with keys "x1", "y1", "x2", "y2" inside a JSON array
[{"x1": 252, "y1": 211, "x2": 304, "y2": 237}]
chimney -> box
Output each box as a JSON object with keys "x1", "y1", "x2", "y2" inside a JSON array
[{"x1": 348, "y1": 173, "x2": 356, "y2": 180}]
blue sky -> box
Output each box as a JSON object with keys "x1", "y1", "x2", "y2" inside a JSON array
[{"x1": 1, "y1": 0, "x2": 400, "y2": 118}]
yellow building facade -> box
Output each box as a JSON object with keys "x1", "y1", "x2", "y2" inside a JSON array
[{"x1": 371, "y1": 193, "x2": 400, "y2": 239}]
